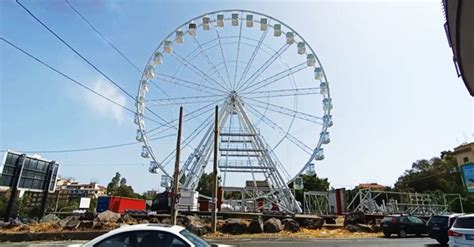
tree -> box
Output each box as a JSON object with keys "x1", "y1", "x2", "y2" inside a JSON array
[
  {"x1": 106, "y1": 172, "x2": 138, "y2": 198},
  {"x1": 394, "y1": 151, "x2": 474, "y2": 213},
  {"x1": 289, "y1": 174, "x2": 330, "y2": 203},
  {"x1": 107, "y1": 172, "x2": 121, "y2": 196},
  {"x1": 196, "y1": 172, "x2": 213, "y2": 196}
]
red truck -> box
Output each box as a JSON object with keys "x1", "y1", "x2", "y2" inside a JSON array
[{"x1": 97, "y1": 196, "x2": 145, "y2": 214}]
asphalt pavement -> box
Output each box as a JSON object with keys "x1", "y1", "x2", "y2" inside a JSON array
[{"x1": 0, "y1": 237, "x2": 444, "y2": 247}]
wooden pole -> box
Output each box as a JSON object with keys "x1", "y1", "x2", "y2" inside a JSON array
[
  {"x1": 171, "y1": 106, "x2": 183, "y2": 225},
  {"x1": 211, "y1": 105, "x2": 219, "y2": 232}
]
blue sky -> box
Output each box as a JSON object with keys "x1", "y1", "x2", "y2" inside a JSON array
[{"x1": 1, "y1": 0, "x2": 473, "y2": 193}]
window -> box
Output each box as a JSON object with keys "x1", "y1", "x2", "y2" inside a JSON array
[
  {"x1": 136, "y1": 231, "x2": 188, "y2": 247},
  {"x1": 463, "y1": 157, "x2": 469, "y2": 164},
  {"x1": 95, "y1": 232, "x2": 134, "y2": 247},
  {"x1": 95, "y1": 230, "x2": 189, "y2": 247},
  {"x1": 427, "y1": 216, "x2": 448, "y2": 226},
  {"x1": 180, "y1": 229, "x2": 211, "y2": 247},
  {"x1": 399, "y1": 217, "x2": 409, "y2": 223},
  {"x1": 453, "y1": 217, "x2": 474, "y2": 229},
  {"x1": 408, "y1": 216, "x2": 424, "y2": 224}
]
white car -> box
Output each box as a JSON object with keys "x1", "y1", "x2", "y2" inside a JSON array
[
  {"x1": 448, "y1": 214, "x2": 474, "y2": 247},
  {"x1": 80, "y1": 224, "x2": 231, "y2": 247}
]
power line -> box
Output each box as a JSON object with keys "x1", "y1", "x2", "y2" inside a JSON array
[
  {"x1": 0, "y1": 37, "x2": 134, "y2": 115},
  {"x1": 15, "y1": 0, "x2": 170, "y2": 126},
  {"x1": 64, "y1": 0, "x2": 171, "y2": 98},
  {"x1": 64, "y1": 0, "x2": 141, "y2": 72},
  {"x1": 0, "y1": 37, "x2": 161, "y2": 126},
  {"x1": 0, "y1": 133, "x2": 175, "y2": 154}
]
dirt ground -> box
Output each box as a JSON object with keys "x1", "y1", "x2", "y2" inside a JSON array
[{"x1": 205, "y1": 227, "x2": 382, "y2": 239}]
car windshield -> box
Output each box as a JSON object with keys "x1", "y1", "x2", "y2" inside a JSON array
[
  {"x1": 381, "y1": 217, "x2": 392, "y2": 223},
  {"x1": 428, "y1": 216, "x2": 448, "y2": 226},
  {"x1": 180, "y1": 229, "x2": 211, "y2": 247},
  {"x1": 453, "y1": 217, "x2": 474, "y2": 229}
]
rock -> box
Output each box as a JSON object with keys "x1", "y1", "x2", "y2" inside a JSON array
[
  {"x1": 343, "y1": 211, "x2": 366, "y2": 226},
  {"x1": 149, "y1": 217, "x2": 160, "y2": 223},
  {"x1": 78, "y1": 220, "x2": 94, "y2": 229},
  {"x1": 22, "y1": 217, "x2": 38, "y2": 224},
  {"x1": 264, "y1": 218, "x2": 282, "y2": 233},
  {"x1": 139, "y1": 219, "x2": 149, "y2": 224},
  {"x1": 180, "y1": 215, "x2": 200, "y2": 227},
  {"x1": 59, "y1": 216, "x2": 79, "y2": 228},
  {"x1": 248, "y1": 217, "x2": 264, "y2": 234},
  {"x1": 123, "y1": 214, "x2": 138, "y2": 224},
  {"x1": 97, "y1": 210, "x2": 121, "y2": 223},
  {"x1": 161, "y1": 218, "x2": 171, "y2": 224},
  {"x1": 92, "y1": 220, "x2": 103, "y2": 230},
  {"x1": 301, "y1": 217, "x2": 324, "y2": 230},
  {"x1": 187, "y1": 222, "x2": 210, "y2": 236},
  {"x1": 81, "y1": 211, "x2": 95, "y2": 221},
  {"x1": 40, "y1": 214, "x2": 60, "y2": 223},
  {"x1": 220, "y1": 219, "x2": 247, "y2": 235},
  {"x1": 344, "y1": 224, "x2": 372, "y2": 233},
  {"x1": 65, "y1": 218, "x2": 81, "y2": 229},
  {"x1": 370, "y1": 224, "x2": 382, "y2": 232},
  {"x1": 9, "y1": 218, "x2": 23, "y2": 227},
  {"x1": 282, "y1": 218, "x2": 300, "y2": 233}
]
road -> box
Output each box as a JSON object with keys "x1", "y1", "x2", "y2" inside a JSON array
[{"x1": 0, "y1": 237, "x2": 444, "y2": 247}]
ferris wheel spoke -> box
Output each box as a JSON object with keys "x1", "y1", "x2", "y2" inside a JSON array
[
  {"x1": 243, "y1": 96, "x2": 323, "y2": 124},
  {"x1": 145, "y1": 94, "x2": 224, "y2": 103},
  {"x1": 236, "y1": 43, "x2": 290, "y2": 92},
  {"x1": 235, "y1": 22, "x2": 270, "y2": 90},
  {"x1": 241, "y1": 87, "x2": 320, "y2": 98},
  {"x1": 241, "y1": 62, "x2": 307, "y2": 93},
  {"x1": 155, "y1": 72, "x2": 225, "y2": 95},
  {"x1": 160, "y1": 111, "x2": 216, "y2": 167},
  {"x1": 145, "y1": 97, "x2": 225, "y2": 135},
  {"x1": 215, "y1": 28, "x2": 233, "y2": 88},
  {"x1": 246, "y1": 105, "x2": 313, "y2": 155},
  {"x1": 169, "y1": 52, "x2": 229, "y2": 92},
  {"x1": 232, "y1": 11, "x2": 244, "y2": 89},
  {"x1": 190, "y1": 35, "x2": 230, "y2": 92}
]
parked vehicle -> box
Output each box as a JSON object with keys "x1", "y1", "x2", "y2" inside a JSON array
[
  {"x1": 96, "y1": 196, "x2": 146, "y2": 214},
  {"x1": 427, "y1": 214, "x2": 463, "y2": 244},
  {"x1": 448, "y1": 214, "x2": 474, "y2": 246},
  {"x1": 381, "y1": 214, "x2": 427, "y2": 238},
  {"x1": 79, "y1": 224, "x2": 232, "y2": 247}
]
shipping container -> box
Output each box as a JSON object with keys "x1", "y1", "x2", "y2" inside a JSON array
[
  {"x1": 96, "y1": 196, "x2": 146, "y2": 214},
  {"x1": 96, "y1": 196, "x2": 110, "y2": 213},
  {"x1": 109, "y1": 196, "x2": 146, "y2": 214}
]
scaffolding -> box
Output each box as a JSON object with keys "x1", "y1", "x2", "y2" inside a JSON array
[{"x1": 347, "y1": 189, "x2": 464, "y2": 216}]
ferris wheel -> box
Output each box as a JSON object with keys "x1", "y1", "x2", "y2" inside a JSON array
[{"x1": 135, "y1": 10, "x2": 332, "y2": 213}]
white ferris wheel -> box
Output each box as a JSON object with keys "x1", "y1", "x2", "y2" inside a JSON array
[{"x1": 135, "y1": 10, "x2": 333, "y2": 213}]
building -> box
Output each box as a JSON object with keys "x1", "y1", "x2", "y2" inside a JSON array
[
  {"x1": 357, "y1": 183, "x2": 386, "y2": 191},
  {"x1": 452, "y1": 142, "x2": 474, "y2": 166},
  {"x1": 442, "y1": 0, "x2": 474, "y2": 96}
]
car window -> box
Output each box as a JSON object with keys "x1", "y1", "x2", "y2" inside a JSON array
[
  {"x1": 408, "y1": 216, "x2": 424, "y2": 224},
  {"x1": 399, "y1": 217, "x2": 409, "y2": 223},
  {"x1": 94, "y1": 232, "x2": 135, "y2": 247},
  {"x1": 428, "y1": 216, "x2": 448, "y2": 226},
  {"x1": 453, "y1": 217, "x2": 474, "y2": 229},
  {"x1": 180, "y1": 229, "x2": 211, "y2": 247},
  {"x1": 135, "y1": 231, "x2": 189, "y2": 247},
  {"x1": 381, "y1": 217, "x2": 392, "y2": 223}
]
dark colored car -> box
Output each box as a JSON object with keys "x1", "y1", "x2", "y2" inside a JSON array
[
  {"x1": 427, "y1": 214, "x2": 463, "y2": 245},
  {"x1": 381, "y1": 215, "x2": 427, "y2": 238}
]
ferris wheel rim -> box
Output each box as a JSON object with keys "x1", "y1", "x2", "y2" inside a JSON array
[{"x1": 136, "y1": 9, "x2": 333, "y2": 181}]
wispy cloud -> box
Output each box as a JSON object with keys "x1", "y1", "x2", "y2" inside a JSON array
[{"x1": 84, "y1": 77, "x2": 127, "y2": 124}]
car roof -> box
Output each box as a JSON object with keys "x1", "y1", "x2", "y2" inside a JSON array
[
  {"x1": 457, "y1": 214, "x2": 474, "y2": 218},
  {"x1": 104, "y1": 224, "x2": 186, "y2": 235}
]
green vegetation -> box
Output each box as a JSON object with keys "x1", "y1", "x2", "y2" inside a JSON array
[{"x1": 106, "y1": 172, "x2": 141, "y2": 198}]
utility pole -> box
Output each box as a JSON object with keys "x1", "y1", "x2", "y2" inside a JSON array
[
  {"x1": 171, "y1": 106, "x2": 183, "y2": 225},
  {"x1": 211, "y1": 105, "x2": 219, "y2": 232}
]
